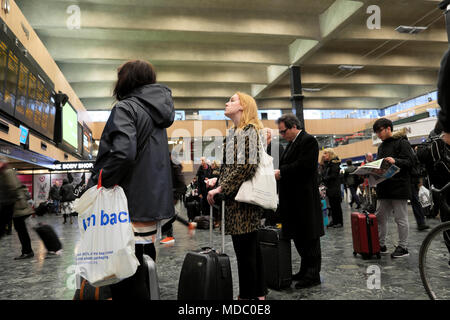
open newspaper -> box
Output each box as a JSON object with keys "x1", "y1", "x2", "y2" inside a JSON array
[{"x1": 351, "y1": 158, "x2": 400, "y2": 186}]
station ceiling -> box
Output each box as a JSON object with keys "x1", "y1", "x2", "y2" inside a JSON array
[{"x1": 16, "y1": 0, "x2": 448, "y2": 111}]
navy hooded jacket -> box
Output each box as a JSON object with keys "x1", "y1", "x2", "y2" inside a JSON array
[{"x1": 91, "y1": 84, "x2": 175, "y2": 222}]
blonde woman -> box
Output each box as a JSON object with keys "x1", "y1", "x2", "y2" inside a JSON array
[
  {"x1": 207, "y1": 92, "x2": 267, "y2": 300},
  {"x1": 321, "y1": 148, "x2": 344, "y2": 228}
]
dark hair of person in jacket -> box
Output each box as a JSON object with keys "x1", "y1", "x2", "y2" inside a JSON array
[
  {"x1": 373, "y1": 118, "x2": 393, "y2": 133},
  {"x1": 113, "y1": 60, "x2": 157, "y2": 101},
  {"x1": 276, "y1": 113, "x2": 303, "y2": 130}
]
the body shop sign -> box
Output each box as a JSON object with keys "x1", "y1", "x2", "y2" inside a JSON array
[{"x1": 51, "y1": 161, "x2": 94, "y2": 171}]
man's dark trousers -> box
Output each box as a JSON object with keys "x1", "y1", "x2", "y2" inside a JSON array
[{"x1": 293, "y1": 237, "x2": 321, "y2": 279}]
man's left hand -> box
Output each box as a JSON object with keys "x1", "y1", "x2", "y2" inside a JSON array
[
  {"x1": 274, "y1": 170, "x2": 281, "y2": 180},
  {"x1": 384, "y1": 157, "x2": 395, "y2": 164}
]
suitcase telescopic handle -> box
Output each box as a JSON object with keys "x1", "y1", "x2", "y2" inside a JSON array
[
  {"x1": 221, "y1": 199, "x2": 225, "y2": 254},
  {"x1": 209, "y1": 205, "x2": 213, "y2": 248},
  {"x1": 209, "y1": 194, "x2": 226, "y2": 254}
]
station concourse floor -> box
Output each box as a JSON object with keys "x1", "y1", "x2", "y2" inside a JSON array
[{"x1": 0, "y1": 202, "x2": 444, "y2": 300}]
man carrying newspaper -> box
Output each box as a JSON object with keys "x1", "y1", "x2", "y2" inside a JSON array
[{"x1": 368, "y1": 118, "x2": 414, "y2": 259}]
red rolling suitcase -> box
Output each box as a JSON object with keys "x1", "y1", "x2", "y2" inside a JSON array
[{"x1": 351, "y1": 211, "x2": 381, "y2": 260}]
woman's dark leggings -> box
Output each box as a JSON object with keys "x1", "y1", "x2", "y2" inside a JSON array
[
  {"x1": 328, "y1": 194, "x2": 344, "y2": 225},
  {"x1": 109, "y1": 243, "x2": 156, "y2": 300},
  {"x1": 231, "y1": 231, "x2": 267, "y2": 299}
]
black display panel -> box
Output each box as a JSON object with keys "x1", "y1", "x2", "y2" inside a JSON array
[
  {"x1": 0, "y1": 19, "x2": 56, "y2": 142},
  {"x1": 4, "y1": 50, "x2": 18, "y2": 116},
  {"x1": 15, "y1": 62, "x2": 29, "y2": 123},
  {"x1": 82, "y1": 122, "x2": 92, "y2": 159},
  {"x1": 0, "y1": 41, "x2": 7, "y2": 102},
  {"x1": 25, "y1": 72, "x2": 36, "y2": 128},
  {"x1": 40, "y1": 86, "x2": 50, "y2": 137},
  {"x1": 33, "y1": 79, "x2": 44, "y2": 132},
  {"x1": 43, "y1": 88, "x2": 54, "y2": 139},
  {"x1": 48, "y1": 94, "x2": 55, "y2": 139}
]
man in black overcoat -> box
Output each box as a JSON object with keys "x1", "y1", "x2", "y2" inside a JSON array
[{"x1": 274, "y1": 114, "x2": 325, "y2": 289}]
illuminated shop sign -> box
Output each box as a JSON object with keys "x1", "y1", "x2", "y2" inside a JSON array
[{"x1": 51, "y1": 161, "x2": 94, "y2": 171}]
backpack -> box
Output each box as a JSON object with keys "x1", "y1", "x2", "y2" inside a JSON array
[
  {"x1": 430, "y1": 139, "x2": 450, "y2": 179},
  {"x1": 410, "y1": 151, "x2": 423, "y2": 179}
]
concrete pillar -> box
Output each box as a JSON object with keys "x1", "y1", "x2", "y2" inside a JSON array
[{"x1": 289, "y1": 66, "x2": 304, "y2": 128}]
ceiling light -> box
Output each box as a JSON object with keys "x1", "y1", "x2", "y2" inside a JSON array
[
  {"x1": 395, "y1": 25, "x2": 428, "y2": 34},
  {"x1": 303, "y1": 88, "x2": 321, "y2": 92},
  {"x1": 338, "y1": 65, "x2": 364, "y2": 71}
]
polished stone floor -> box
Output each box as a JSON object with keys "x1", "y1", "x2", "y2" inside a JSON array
[{"x1": 0, "y1": 202, "x2": 447, "y2": 300}]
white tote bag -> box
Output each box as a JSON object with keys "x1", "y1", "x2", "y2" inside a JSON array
[
  {"x1": 235, "y1": 141, "x2": 278, "y2": 210},
  {"x1": 73, "y1": 171, "x2": 140, "y2": 287}
]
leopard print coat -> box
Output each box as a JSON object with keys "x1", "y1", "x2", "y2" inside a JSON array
[{"x1": 218, "y1": 124, "x2": 263, "y2": 235}]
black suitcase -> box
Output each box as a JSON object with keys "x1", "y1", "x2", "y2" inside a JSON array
[
  {"x1": 34, "y1": 223, "x2": 62, "y2": 253},
  {"x1": 178, "y1": 199, "x2": 233, "y2": 300},
  {"x1": 73, "y1": 255, "x2": 159, "y2": 300},
  {"x1": 186, "y1": 200, "x2": 201, "y2": 221},
  {"x1": 35, "y1": 202, "x2": 49, "y2": 216},
  {"x1": 193, "y1": 215, "x2": 210, "y2": 229},
  {"x1": 259, "y1": 226, "x2": 292, "y2": 290}
]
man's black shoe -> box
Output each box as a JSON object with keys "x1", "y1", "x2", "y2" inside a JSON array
[
  {"x1": 391, "y1": 246, "x2": 409, "y2": 258},
  {"x1": 418, "y1": 224, "x2": 430, "y2": 231},
  {"x1": 292, "y1": 272, "x2": 305, "y2": 281},
  {"x1": 14, "y1": 252, "x2": 34, "y2": 260},
  {"x1": 380, "y1": 245, "x2": 388, "y2": 254},
  {"x1": 295, "y1": 277, "x2": 321, "y2": 289},
  {"x1": 333, "y1": 223, "x2": 343, "y2": 228}
]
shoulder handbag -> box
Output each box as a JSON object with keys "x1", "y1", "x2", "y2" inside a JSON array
[{"x1": 234, "y1": 139, "x2": 278, "y2": 211}]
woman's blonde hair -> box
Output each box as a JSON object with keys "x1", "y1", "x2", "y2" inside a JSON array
[
  {"x1": 235, "y1": 92, "x2": 263, "y2": 130},
  {"x1": 323, "y1": 148, "x2": 338, "y2": 160}
]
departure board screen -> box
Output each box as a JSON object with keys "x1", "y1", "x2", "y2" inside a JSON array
[
  {"x1": 33, "y1": 79, "x2": 44, "y2": 130},
  {"x1": 15, "y1": 62, "x2": 29, "y2": 123},
  {"x1": 41, "y1": 87, "x2": 50, "y2": 136},
  {"x1": 48, "y1": 98, "x2": 55, "y2": 138},
  {"x1": 83, "y1": 125, "x2": 92, "y2": 156},
  {"x1": 4, "y1": 50, "x2": 18, "y2": 116},
  {"x1": 25, "y1": 73, "x2": 36, "y2": 128},
  {"x1": 0, "y1": 41, "x2": 7, "y2": 101},
  {"x1": 0, "y1": 23, "x2": 56, "y2": 141}
]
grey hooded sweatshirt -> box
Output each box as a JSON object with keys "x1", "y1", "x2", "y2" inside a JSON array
[{"x1": 91, "y1": 84, "x2": 175, "y2": 222}]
